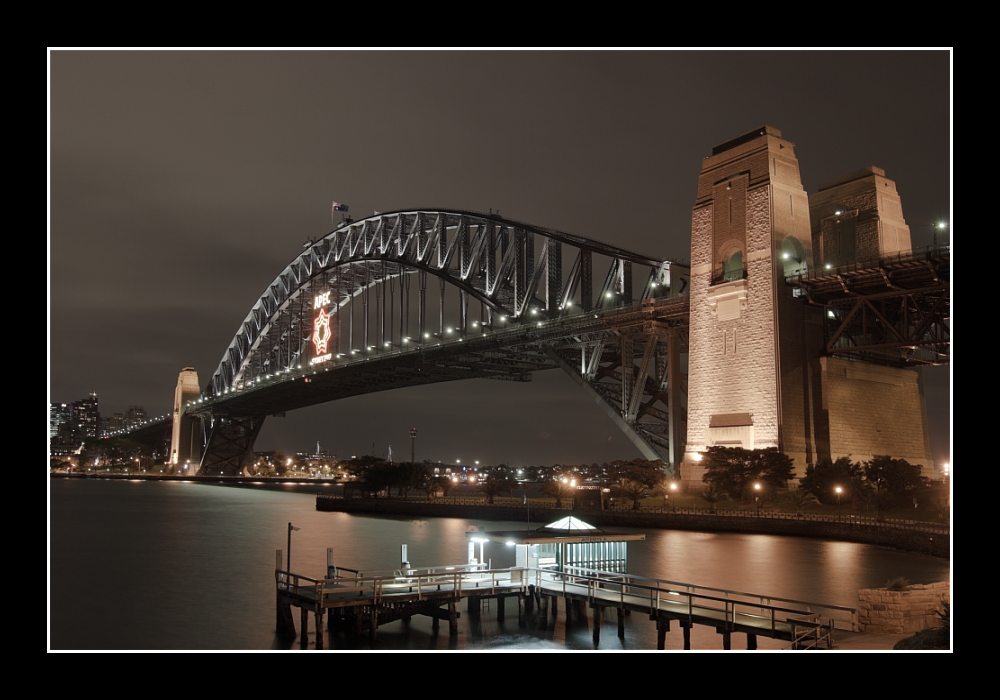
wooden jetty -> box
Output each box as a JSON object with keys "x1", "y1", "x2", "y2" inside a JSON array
[{"x1": 274, "y1": 556, "x2": 857, "y2": 650}]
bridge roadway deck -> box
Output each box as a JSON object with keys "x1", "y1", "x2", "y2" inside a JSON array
[{"x1": 276, "y1": 564, "x2": 853, "y2": 649}]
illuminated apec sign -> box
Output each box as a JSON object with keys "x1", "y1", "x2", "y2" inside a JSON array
[
  {"x1": 311, "y1": 291, "x2": 334, "y2": 365},
  {"x1": 314, "y1": 291, "x2": 332, "y2": 310}
]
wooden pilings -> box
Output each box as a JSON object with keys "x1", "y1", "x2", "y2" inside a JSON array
[
  {"x1": 656, "y1": 617, "x2": 670, "y2": 650},
  {"x1": 718, "y1": 627, "x2": 731, "y2": 650},
  {"x1": 277, "y1": 594, "x2": 296, "y2": 639},
  {"x1": 300, "y1": 607, "x2": 309, "y2": 647},
  {"x1": 448, "y1": 602, "x2": 458, "y2": 636}
]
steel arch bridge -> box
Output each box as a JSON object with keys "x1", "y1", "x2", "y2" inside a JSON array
[{"x1": 187, "y1": 210, "x2": 692, "y2": 476}]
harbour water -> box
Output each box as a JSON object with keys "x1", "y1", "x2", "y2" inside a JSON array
[{"x1": 49, "y1": 478, "x2": 950, "y2": 650}]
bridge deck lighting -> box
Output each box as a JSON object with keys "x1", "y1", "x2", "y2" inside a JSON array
[
  {"x1": 423, "y1": 333, "x2": 430, "y2": 338},
  {"x1": 606, "y1": 292, "x2": 613, "y2": 299}
]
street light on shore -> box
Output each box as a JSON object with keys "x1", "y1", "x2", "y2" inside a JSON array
[
  {"x1": 754, "y1": 482, "x2": 762, "y2": 515},
  {"x1": 835, "y1": 486, "x2": 843, "y2": 520}
]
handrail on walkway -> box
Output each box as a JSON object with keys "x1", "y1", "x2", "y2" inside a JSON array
[
  {"x1": 279, "y1": 565, "x2": 530, "y2": 606},
  {"x1": 558, "y1": 566, "x2": 858, "y2": 631}
]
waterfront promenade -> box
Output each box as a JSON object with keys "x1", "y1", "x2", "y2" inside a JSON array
[{"x1": 316, "y1": 493, "x2": 949, "y2": 558}]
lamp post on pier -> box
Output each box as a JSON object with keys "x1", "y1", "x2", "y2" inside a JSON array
[{"x1": 287, "y1": 522, "x2": 301, "y2": 575}]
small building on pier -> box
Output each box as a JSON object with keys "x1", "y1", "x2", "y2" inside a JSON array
[{"x1": 466, "y1": 516, "x2": 645, "y2": 573}]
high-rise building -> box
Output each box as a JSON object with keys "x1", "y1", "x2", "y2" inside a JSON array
[
  {"x1": 71, "y1": 392, "x2": 100, "y2": 440},
  {"x1": 104, "y1": 413, "x2": 127, "y2": 434},
  {"x1": 49, "y1": 403, "x2": 70, "y2": 439},
  {"x1": 126, "y1": 405, "x2": 147, "y2": 429}
]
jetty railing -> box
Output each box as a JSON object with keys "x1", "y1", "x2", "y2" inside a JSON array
[
  {"x1": 555, "y1": 566, "x2": 858, "y2": 632},
  {"x1": 279, "y1": 565, "x2": 530, "y2": 607}
]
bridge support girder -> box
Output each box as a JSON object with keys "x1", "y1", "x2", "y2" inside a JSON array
[
  {"x1": 545, "y1": 333, "x2": 686, "y2": 473},
  {"x1": 198, "y1": 413, "x2": 265, "y2": 476}
]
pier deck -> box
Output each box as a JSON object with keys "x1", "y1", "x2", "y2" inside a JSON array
[{"x1": 275, "y1": 563, "x2": 855, "y2": 649}]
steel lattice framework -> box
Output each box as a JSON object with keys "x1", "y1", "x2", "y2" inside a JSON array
[
  {"x1": 189, "y1": 210, "x2": 691, "y2": 476},
  {"x1": 787, "y1": 246, "x2": 950, "y2": 367}
]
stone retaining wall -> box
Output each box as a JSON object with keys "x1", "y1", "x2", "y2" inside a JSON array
[
  {"x1": 857, "y1": 581, "x2": 950, "y2": 634},
  {"x1": 316, "y1": 496, "x2": 949, "y2": 557}
]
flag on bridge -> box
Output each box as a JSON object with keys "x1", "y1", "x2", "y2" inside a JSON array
[{"x1": 332, "y1": 202, "x2": 349, "y2": 212}]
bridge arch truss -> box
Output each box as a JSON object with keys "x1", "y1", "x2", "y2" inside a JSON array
[{"x1": 194, "y1": 210, "x2": 689, "y2": 476}]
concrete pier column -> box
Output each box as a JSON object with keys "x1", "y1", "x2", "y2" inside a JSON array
[
  {"x1": 497, "y1": 596, "x2": 505, "y2": 622},
  {"x1": 370, "y1": 605, "x2": 379, "y2": 642},
  {"x1": 617, "y1": 608, "x2": 626, "y2": 638},
  {"x1": 747, "y1": 633, "x2": 757, "y2": 650},
  {"x1": 315, "y1": 610, "x2": 325, "y2": 649},
  {"x1": 593, "y1": 605, "x2": 603, "y2": 644},
  {"x1": 468, "y1": 595, "x2": 481, "y2": 615},
  {"x1": 681, "y1": 621, "x2": 691, "y2": 650},
  {"x1": 518, "y1": 595, "x2": 526, "y2": 626},
  {"x1": 448, "y1": 602, "x2": 459, "y2": 636}
]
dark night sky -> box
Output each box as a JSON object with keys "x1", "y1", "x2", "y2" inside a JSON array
[{"x1": 48, "y1": 50, "x2": 952, "y2": 469}]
